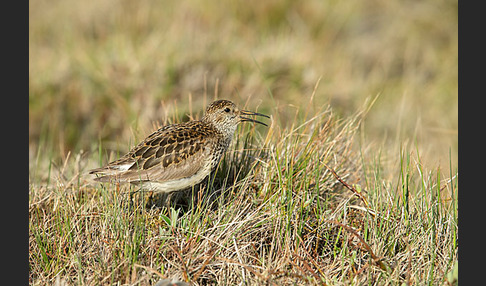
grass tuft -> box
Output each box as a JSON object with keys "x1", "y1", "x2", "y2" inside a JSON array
[{"x1": 30, "y1": 99, "x2": 457, "y2": 285}]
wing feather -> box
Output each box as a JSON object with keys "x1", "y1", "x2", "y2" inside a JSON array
[{"x1": 90, "y1": 122, "x2": 216, "y2": 183}]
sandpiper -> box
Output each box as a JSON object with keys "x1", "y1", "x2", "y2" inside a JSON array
[{"x1": 89, "y1": 99, "x2": 269, "y2": 193}]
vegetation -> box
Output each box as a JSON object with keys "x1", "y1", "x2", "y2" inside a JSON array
[{"x1": 30, "y1": 0, "x2": 457, "y2": 285}]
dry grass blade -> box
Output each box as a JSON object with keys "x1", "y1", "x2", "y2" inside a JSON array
[
  {"x1": 190, "y1": 248, "x2": 217, "y2": 281},
  {"x1": 292, "y1": 251, "x2": 327, "y2": 285},
  {"x1": 326, "y1": 220, "x2": 390, "y2": 273},
  {"x1": 214, "y1": 256, "x2": 268, "y2": 282},
  {"x1": 168, "y1": 245, "x2": 190, "y2": 282},
  {"x1": 323, "y1": 162, "x2": 370, "y2": 209},
  {"x1": 133, "y1": 263, "x2": 165, "y2": 279}
]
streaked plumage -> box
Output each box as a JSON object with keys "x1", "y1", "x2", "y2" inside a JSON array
[{"x1": 89, "y1": 99, "x2": 269, "y2": 193}]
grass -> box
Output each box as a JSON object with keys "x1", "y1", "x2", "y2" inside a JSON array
[
  {"x1": 29, "y1": 99, "x2": 457, "y2": 285},
  {"x1": 29, "y1": 0, "x2": 457, "y2": 285}
]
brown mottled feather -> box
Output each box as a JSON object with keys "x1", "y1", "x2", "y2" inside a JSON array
[{"x1": 90, "y1": 121, "x2": 217, "y2": 183}]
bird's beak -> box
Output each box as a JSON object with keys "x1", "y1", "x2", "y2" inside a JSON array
[{"x1": 240, "y1": 110, "x2": 270, "y2": 126}]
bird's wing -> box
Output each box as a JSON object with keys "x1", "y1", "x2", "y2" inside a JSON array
[{"x1": 90, "y1": 123, "x2": 216, "y2": 183}]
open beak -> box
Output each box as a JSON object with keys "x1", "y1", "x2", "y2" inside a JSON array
[{"x1": 240, "y1": 110, "x2": 270, "y2": 127}]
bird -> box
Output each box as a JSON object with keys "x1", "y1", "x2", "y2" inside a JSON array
[{"x1": 89, "y1": 99, "x2": 269, "y2": 194}]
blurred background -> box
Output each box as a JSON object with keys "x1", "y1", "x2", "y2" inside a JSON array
[{"x1": 29, "y1": 0, "x2": 457, "y2": 168}]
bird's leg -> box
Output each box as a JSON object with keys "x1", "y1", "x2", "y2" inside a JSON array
[
  {"x1": 144, "y1": 190, "x2": 157, "y2": 209},
  {"x1": 125, "y1": 186, "x2": 144, "y2": 212}
]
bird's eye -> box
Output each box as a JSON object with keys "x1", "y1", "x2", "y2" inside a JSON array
[{"x1": 224, "y1": 107, "x2": 231, "y2": 113}]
